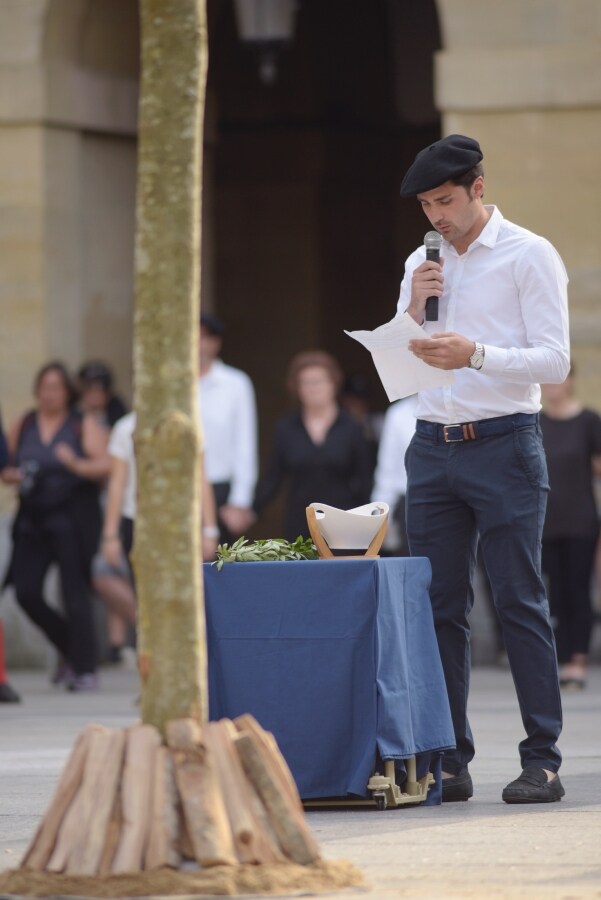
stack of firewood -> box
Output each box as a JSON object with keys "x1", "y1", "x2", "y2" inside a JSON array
[{"x1": 20, "y1": 714, "x2": 320, "y2": 876}]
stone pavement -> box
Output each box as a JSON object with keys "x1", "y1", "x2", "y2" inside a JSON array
[{"x1": 1, "y1": 666, "x2": 600, "y2": 899}]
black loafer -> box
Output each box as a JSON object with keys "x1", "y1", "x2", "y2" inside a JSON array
[
  {"x1": 442, "y1": 768, "x2": 473, "y2": 802},
  {"x1": 502, "y1": 767, "x2": 564, "y2": 804}
]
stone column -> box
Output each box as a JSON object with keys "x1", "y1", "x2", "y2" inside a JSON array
[
  {"x1": 434, "y1": 0, "x2": 601, "y2": 399},
  {"x1": 0, "y1": 0, "x2": 139, "y2": 666}
]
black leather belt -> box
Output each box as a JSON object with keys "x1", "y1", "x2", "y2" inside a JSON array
[{"x1": 415, "y1": 413, "x2": 538, "y2": 443}]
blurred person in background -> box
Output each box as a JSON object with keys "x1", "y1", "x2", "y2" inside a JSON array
[
  {"x1": 0, "y1": 408, "x2": 20, "y2": 702},
  {"x1": 540, "y1": 367, "x2": 601, "y2": 690},
  {"x1": 371, "y1": 395, "x2": 416, "y2": 555},
  {"x1": 253, "y1": 351, "x2": 373, "y2": 541},
  {"x1": 340, "y1": 373, "x2": 384, "y2": 482},
  {"x1": 198, "y1": 314, "x2": 258, "y2": 543},
  {"x1": 92, "y1": 409, "x2": 137, "y2": 668},
  {"x1": 99, "y1": 412, "x2": 218, "y2": 619},
  {"x1": 1, "y1": 362, "x2": 110, "y2": 691},
  {"x1": 77, "y1": 360, "x2": 133, "y2": 664},
  {"x1": 77, "y1": 361, "x2": 128, "y2": 428}
]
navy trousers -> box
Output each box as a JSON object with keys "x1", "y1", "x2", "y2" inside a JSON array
[{"x1": 406, "y1": 413, "x2": 562, "y2": 774}]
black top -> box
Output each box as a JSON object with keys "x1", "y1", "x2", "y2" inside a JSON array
[
  {"x1": 16, "y1": 411, "x2": 86, "y2": 513},
  {"x1": 254, "y1": 409, "x2": 374, "y2": 541},
  {"x1": 6, "y1": 411, "x2": 102, "y2": 579},
  {"x1": 0, "y1": 411, "x2": 7, "y2": 470},
  {"x1": 540, "y1": 408, "x2": 601, "y2": 539}
]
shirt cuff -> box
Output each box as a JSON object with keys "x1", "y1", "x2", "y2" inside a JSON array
[{"x1": 480, "y1": 344, "x2": 507, "y2": 375}]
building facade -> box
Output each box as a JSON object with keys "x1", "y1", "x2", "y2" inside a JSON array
[{"x1": 0, "y1": 1, "x2": 600, "y2": 591}]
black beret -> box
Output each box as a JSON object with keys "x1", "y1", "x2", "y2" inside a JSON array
[{"x1": 400, "y1": 134, "x2": 483, "y2": 198}]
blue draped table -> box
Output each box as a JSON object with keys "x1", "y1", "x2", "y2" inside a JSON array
[{"x1": 204, "y1": 557, "x2": 454, "y2": 805}]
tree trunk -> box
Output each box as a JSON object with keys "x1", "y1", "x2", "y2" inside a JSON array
[{"x1": 133, "y1": 0, "x2": 208, "y2": 735}]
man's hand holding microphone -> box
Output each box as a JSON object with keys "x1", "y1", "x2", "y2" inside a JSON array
[{"x1": 407, "y1": 231, "x2": 478, "y2": 370}]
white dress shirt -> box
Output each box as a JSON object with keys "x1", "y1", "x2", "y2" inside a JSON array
[
  {"x1": 197, "y1": 359, "x2": 258, "y2": 508},
  {"x1": 397, "y1": 206, "x2": 570, "y2": 424}
]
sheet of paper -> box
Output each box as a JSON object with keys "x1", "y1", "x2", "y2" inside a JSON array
[{"x1": 345, "y1": 313, "x2": 455, "y2": 401}]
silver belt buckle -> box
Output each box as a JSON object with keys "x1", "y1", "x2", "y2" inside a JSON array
[{"x1": 443, "y1": 423, "x2": 464, "y2": 443}]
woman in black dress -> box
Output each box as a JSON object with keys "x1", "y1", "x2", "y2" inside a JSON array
[
  {"x1": 2, "y1": 362, "x2": 110, "y2": 690},
  {"x1": 540, "y1": 367, "x2": 601, "y2": 689},
  {"x1": 254, "y1": 351, "x2": 373, "y2": 541}
]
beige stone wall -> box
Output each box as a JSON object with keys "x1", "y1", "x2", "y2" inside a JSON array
[
  {"x1": 0, "y1": 0, "x2": 138, "y2": 521},
  {"x1": 435, "y1": 0, "x2": 601, "y2": 405},
  {"x1": 79, "y1": 134, "x2": 137, "y2": 397},
  {"x1": 0, "y1": 125, "x2": 48, "y2": 417}
]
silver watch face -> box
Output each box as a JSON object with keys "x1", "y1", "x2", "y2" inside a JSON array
[{"x1": 470, "y1": 345, "x2": 484, "y2": 369}]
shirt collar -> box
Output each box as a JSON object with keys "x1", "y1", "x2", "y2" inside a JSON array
[
  {"x1": 442, "y1": 204, "x2": 503, "y2": 255},
  {"x1": 474, "y1": 205, "x2": 503, "y2": 248}
]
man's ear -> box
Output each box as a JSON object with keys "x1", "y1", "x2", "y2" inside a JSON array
[{"x1": 472, "y1": 175, "x2": 485, "y2": 201}]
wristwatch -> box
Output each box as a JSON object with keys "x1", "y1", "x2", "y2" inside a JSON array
[{"x1": 469, "y1": 342, "x2": 485, "y2": 370}]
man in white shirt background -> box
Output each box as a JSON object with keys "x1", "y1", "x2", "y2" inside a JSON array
[
  {"x1": 198, "y1": 314, "x2": 258, "y2": 542},
  {"x1": 399, "y1": 135, "x2": 570, "y2": 804},
  {"x1": 371, "y1": 395, "x2": 416, "y2": 555}
]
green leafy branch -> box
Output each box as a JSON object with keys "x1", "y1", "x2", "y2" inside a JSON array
[{"x1": 214, "y1": 535, "x2": 319, "y2": 571}]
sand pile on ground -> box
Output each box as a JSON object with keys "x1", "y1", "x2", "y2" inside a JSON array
[{"x1": 0, "y1": 859, "x2": 364, "y2": 897}]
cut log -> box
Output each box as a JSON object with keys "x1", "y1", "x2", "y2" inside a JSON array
[
  {"x1": 98, "y1": 790, "x2": 122, "y2": 875},
  {"x1": 66, "y1": 728, "x2": 126, "y2": 875},
  {"x1": 177, "y1": 799, "x2": 195, "y2": 861},
  {"x1": 234, "y1": 730, "x2": 320, "y2": 866},
  {"x1": 47, "y1": 728, "x2": 114, "y2": 872},
  {"x1": 144, "y1": 746, "x2": 180, "y2": 870},
  {"x1": 166, "y1": 718, "x2": 236, "y2": 867},
  {"x1": 111, "y1": 724, "x2": 162, "y2": 873},
  {"x1": 21, "y1": 725, "x2": 100, "y2": 871},
  {"x1": 204, "y1": 720, "x2": 277, "y2": 864},
  {"x1": 203, "y1": 722, "x2": 253, "y2": 862},
  {"x1": 234, "y1": 714, "x2": 304, "y2": 814},
  {"x1": 221, "y1": 720, "x2": 285, "y2": 864}
]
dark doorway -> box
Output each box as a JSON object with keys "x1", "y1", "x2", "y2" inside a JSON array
[{"x1": 206, "y1": 0, "x2": 441, "y2": 526}]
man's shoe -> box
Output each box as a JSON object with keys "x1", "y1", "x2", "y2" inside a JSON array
[
  {"x1": 502, "y1": 767, "x2": 564, "y2": 804},
  {"x1": 442, "y1": 768, "x2": 473, "y2": 802}
]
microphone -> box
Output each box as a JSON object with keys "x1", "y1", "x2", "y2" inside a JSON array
[{"x1": 424, "y1": 230, "x2": 443, "y2": 322}]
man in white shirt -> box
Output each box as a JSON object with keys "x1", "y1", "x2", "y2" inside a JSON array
[
  {"x1": 398, "y1": 134, "x2": 569, "y2": 804},
  {"x1": 198, "y1": 315, "x2": 258, "y2": 541},
  {"x1": 371, "y1": 396, "x2": 416, "y2": 554}
]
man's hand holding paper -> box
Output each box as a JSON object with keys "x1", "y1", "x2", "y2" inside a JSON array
[
  {"x1": 409, "y1": 332, "x2": 476, "y2": 370},
  {"x1": 345, "y1": 313, "x2": 455, "y2": 401}
]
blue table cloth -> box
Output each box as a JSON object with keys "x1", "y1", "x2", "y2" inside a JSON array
[{"x1": 204, "y1": 557, "x2": 454, "y2": 804}]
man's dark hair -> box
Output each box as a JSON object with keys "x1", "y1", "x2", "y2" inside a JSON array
[
  {"x1": 78, "y1": 360, "x2": 113, "y2": 392},
  {"x1": 452, "y1": 163, "x2": 484, "y2": 194}
]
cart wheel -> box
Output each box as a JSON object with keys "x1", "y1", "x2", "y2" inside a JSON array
[{"x1": 375, "y1": 794, "x2": 387, "y2": 811}]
